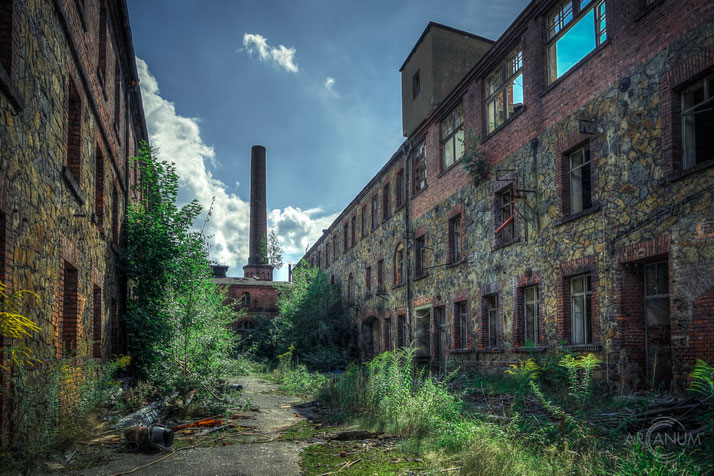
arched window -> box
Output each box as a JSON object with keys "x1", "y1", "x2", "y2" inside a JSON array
[
  {"x1": 394, "y1": 243, "x2": 405, "y2": 285},
  {"x1": 241, "y1": 292, "x2": 250, "y2": 307},
  {"x1": 347, "y1": 273, "x2": 355, "y2": 305}
]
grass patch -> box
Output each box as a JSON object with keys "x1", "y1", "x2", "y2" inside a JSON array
[
  {"x1": 300, "y1": 440, "x2": 424, "y2": 475},
  {"x1": 282, "y1": 420, "x2": 322, "y2": 441}
]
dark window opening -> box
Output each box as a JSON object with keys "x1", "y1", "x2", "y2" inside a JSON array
[
  {"x1": 351, "y1": 216, "x2": 356, "y2": 246},
  {"x1": 62, "y1": 261, "x2": 79, "y2": 355},
  {"x1": 454, "y1": 300, "x2": 468, "y2": 349},
  {"x1": 241, "y1": 292, "x2": 250, "y2": 307},
  {"x1": 95, "y1": 146, "x2": 104, "y2": 226},
  {"x1": 325, "y1": 242, "x2": 330, "y2": 267},
  {"x1": 98, "y1": 0, "x2": 107, "y2": 86},
  {"x1": 67, "y1": 79, "x2": 82, "y2": 183},
  {"x1": 377, "y1": 259, "x2": 384, "y2": 294},
  {"x1": 371, "y1": 195, "x2": 378, "y2": 230},
  {"x1": 396, "y1": 168, "x2": 405, "y2": 208},
  {"x1": 382, "y1": 182, "x2": 390, "y2": 221},
  {"x1": 398, "y1": 314, "x2": 408, "y2": 348},
  {"x1": 114, "y1": 60, "x2": 121, "y2": 131},
  {"x1": 448, "y1": 215, "x2": 462, "y2": 263},
  {"x1": 347, "y1": 273, "x2": 354, "y2": 305},
  {"x1": 524, "y1": 285, "x2": 539, "y2": 345},
  {"x1": 485, "y1": 294, "x2": 499, "y2": 347},
  {"x1": 93, "y1": 286, "x2": 102, "y2": 358},
  {"x1": 343, "y1": 222, "x2": 348, "y2": 252},
  {"x1": 361, "y1": 205, "x2": 367, "y2": 237},
  {"x1": 0, "y1": 0, "x2": 13, "y2": 75},
  {"x1": 365, "y1": 266, "x2": 372, "y2": 298},
  {"x1": 415, "y1": 235, "x2": 426, "y2": 277},
  {"x1": 412, "y1": 70, "x2": 420, "y2": 99},
  {"x1": 394, "y1": 243, "x2": 405, "y2": 285},
  {"x1": 682, "y1": 73, "x2": 714, "y2": 169},
  {"x1": 384, "y1": 318, "x2": 392, "y2": 351},
  {"x1": 111, "y1": 185, "x2": 119, "y2": 244}
]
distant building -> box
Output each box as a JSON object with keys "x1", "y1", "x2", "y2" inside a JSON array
[
  {"x1": 0, "y1": 0, "x2": 147, "y2": 437},
  {"x1": 213, "y1": 146, "x2": 286, "y2": 331},
  {"x1": 302, "y1": 1, "x2": 714, "y2": 392}
]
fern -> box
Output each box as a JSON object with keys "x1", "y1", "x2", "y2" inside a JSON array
[{"x1": 689, "y1": 359, "x2": 714, "y2": 400}]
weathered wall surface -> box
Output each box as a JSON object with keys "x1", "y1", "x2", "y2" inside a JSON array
[
  {"x1": 0, "y1": 0, "x2": 146, "y2": 436},
  {"x1": 304, "y1": 0, "x2": 714, "y2": 391}
]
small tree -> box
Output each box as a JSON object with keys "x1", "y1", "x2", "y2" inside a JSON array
[
  {"x1": 260, "y1": 229, "x2": 284, "y2": 269},
  {"x1": 460, "y1": 130, "x2": 487, "y2": 186},
  {"x1": 272, "y1": 263, "x2": 354, "y2": 371}
]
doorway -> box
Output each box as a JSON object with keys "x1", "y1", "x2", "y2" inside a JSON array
[
  {"x1": 361, "y1": 317, "x2": 380, "y2": 361},
  {"x1": 644, "y1": 261, "x2": 672, "y2": 391},
  {"x1": 433, "y1": 306, "x2": 447, "y2": 369},
  {"x1": 414, "y1": 307, "x2": 431, "y2": 362}
]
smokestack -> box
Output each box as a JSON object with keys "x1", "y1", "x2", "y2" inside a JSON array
[{"x1": 244, "y1": 145, "x2": 273, "y2": 281}]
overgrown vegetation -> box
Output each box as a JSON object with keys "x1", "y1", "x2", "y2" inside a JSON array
[
  {"x1": 271, "y1": 345, "x2": 328, "y2": 396},
  {"x1": 271, "y1": 264, "x2": 354, "y2": 372},
  {"x1": 123, "y1": 142, "x2": 242, "y2": 403},
  {"x1": 460, "y1": 130, "x2": 487, "y2": 186},
  {"x1": 0, "y1": 281, "x2": 40, "y2": 369},
  {"x1": 316, "y1": 347, "x2": 710, "y2": 475}
]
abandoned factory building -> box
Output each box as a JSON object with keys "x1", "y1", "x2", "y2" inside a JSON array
[
  {"x1": 302, "y1": 0, "x2": 714, "y2": 392},
  {"x1": 0, "y1": 0, "x2": 147, "y2": 433}
]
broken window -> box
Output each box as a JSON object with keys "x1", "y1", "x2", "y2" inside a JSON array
[
  {"x1": 485, "y1": 294, "x2": 499, "y2": 347},
  {"x1": 547, "y1": 0, "x2": 607, "y2": 84},
  {"x1": 412, "y1": 70, "x2": 420, "y2": 99},
  {"x1": 448, "y1": 214, "x2": 462, "y2": 264},
  {"x1": 365, "y1": 266, "x2": 372, "y2": 298},
  {"x1": 412, "y1": 141, "x2": 427, "y2": 194},
  {"x1": 415, "y1": 235, "x2": 426, "y2": 277},
  {"x1": 454, "y1": 300, "x2": 468, "y2": 349},
  {"x1": 394, "y1": 243, "x2": 405, "y2": 285},
  {"x1": 485, "y1": 46, "x2": 523, "y2": 133},
  {"x1": 377, "y1": 259, "x2": 384, "y2": 294},
  {"x1": 570, "y1": 274, "x2": 592, "y2": 344},
  {"x1": 524, "y1": 285, "x2": 539, "y2": 345},
  {"x1": 371, "y1": 195, "x2": 378, "y2": 230},
  {"x1": 382, "y1": 182, "x2": 390, "y2": 221},
  {"x1": 496, "y1": 185, "x2": 515, "y2": 245},
  {"x1": 241, "y1": 292, "x2": 250, "y2": 307},
  {"x1": 441, "y1": 103, "x2": 464, "y2": 170},
  {"x1": 396, "y1": 168, "x2": 405, "y2": 208},
  {"x1": 62, "y1": 261, "x2": 79, "y2": 355},
  {"x1": 569, "y1": 146, "x2": 592, "y2": 214},
  {"x1": 682, "y1": 73, "x2": 714, "y2": 169}
]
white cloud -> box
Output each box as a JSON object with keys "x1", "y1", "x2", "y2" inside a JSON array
[
  {"x1": 324, "y1": 76, "x2": 335, "y2": 90},
  {"x1": 137, "y1": 57, "x2": 331, "y2": 277},
  {"x1": 242, "y1": 33, "x2": 299, "y2": 73}
]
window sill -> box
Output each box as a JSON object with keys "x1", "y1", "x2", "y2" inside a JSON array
[
  {"x1": 558, "y1": 344, "x2": 602, "y2": 352},
  {"x1": 413, "y1": 273, "x2": 429, "y2": 282},
  {"x1": 635, "y1": 0, "x2": 665, "y2": 22},
  {"x1": 541, "y1": 39, "x2": 611, "y2": 98},
  {"x1": 62, "y1": 166, "x2": 86, "y2": 205},
  {"x1": 479, "y1": 347, "x2": 504, "y2": 354},
  {"x1": 0, "y1": 65, "x2": 25, "y2": 113},
  {"x1": 492, "y1": 236, "x2": 519, "y2": 252},
  {"x1": 481, "y1": 106, "x2": 526, "y2": 145},
  {"x1": 667, "y1": 159, "x2": 714, "y2": 183},
  {"x1": 555, "y1": 202, "x2": 601, "y2": 226},
  {"x1": 514, "y1": 345, "x2": 546, "y2": 353}
]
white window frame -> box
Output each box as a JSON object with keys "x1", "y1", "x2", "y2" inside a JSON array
[{"x1": 485, "y1": 46, "x2": 524, "y2": 133}]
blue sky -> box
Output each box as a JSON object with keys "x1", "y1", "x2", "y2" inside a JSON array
[{"x1": 127, "y1": 0, "x2": 529, "y2": 280}]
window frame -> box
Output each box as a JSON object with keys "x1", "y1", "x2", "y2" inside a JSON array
[
  {"x1": 365, "y1": 266, "x2": 372, "y2": 298},
  {"x1": 395, "y1": 168, "x2": 405, "y2": 208},
  {"x1": 398, "y1": 314, "x2": 408, "y2": 348},
  {"x1": 377, "y1": 259, "x2": 385, "y2": 294},
  {"x1": 441, "y1": 103, "x2": 465, "y2": 171},
  {"x1": 454, "y1": 300, "x2": 469, "y2": 350},
  {"x1": 523, "y1": 285, "x2": 539, "y2": 345},
  {"x1": 371, "y1": 195, "x2": 378, "y2": 230},
  {"x1": 384, "y1": 318, "x2": 392, "y2": 351},
  {"x1": 568, "y1": 145, "x2": 593, "y2": 215},
  {"x1": 394, "y1": 243, "x2": 405, "y2": 286},
  {"x1": 382, "y1": 181, "x2": 391, "y2": 222},
  {"x1": 681, "y1": 73, "x2": 714, "y2": 170},
  {"x1": 485, "y1": 46, "x2": 524, "y2": 134},
  {"x1": 412, "y1": 140, "x2": 427, "y2": 194},
  {"x1": 546, "y1": 0, "x2": 607, "y2": 85},
  {"x1": 361, "y1": 205, "x2": 367, "y2": 237},
  {"x1": 570, "y1": 273, "x2": 593, "y2": 344},
  {"x1": 484, "y1": 294, "x2": 500, "y2": 348},
  {"x1": 414, "y1": 235, "x2": 426, "y2": 278},
  {"x1": 343, "y1": 222, "x2": 349, "y2": 252},
  {"x1": 448, "y1": 214, "x2": 463, "y2": 264},
  {"x1": 351, "y1": 215, "x2": 357, "y2": 247}
]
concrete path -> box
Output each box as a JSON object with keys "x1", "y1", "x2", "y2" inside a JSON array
[{"x1": 73, "y1": 376, "x2": 308, "y2": 476}]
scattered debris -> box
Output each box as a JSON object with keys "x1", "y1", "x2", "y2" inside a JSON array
[
  {"x1": 172, "y1": 415, "x2": 223, "y2": 431},
  {"x1": 124, "y1": 425, "x2": 175, "y2": 450},
  {"x1": 115, "y1": 397, "x2": 172, "y2": 429}
]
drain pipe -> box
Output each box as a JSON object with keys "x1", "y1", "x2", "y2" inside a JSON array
[{"x1": 402, "y1": 141, "x2": 414, "y2": 343}]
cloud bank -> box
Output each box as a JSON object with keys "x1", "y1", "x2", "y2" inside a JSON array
[
  {"x1": 242, "y1": 33, "x2": 299, "y2": 73},
  {"x1": 137, "y1": 57, "x2": 335, "y2": 277}
]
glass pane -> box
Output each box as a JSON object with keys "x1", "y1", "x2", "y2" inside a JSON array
[
  {"x1": 580, "y1": 0, "x2": 592, "y2": 8},
  {"x1": 570, "y1": 166, "x2": 583, "y2": 213},
  {"x1": 511, "y1": 73, "x2": 524, "y2": 112},
  {"x1": 455, "y1": 128, "x2": 464, "y2": 160},
  {"x1": 495, "y1": 92, "x2": 505, "y2": 128},
  {"x1": 572, "y1": 295, "x2": 584, "y2": 343},
  {"x1": 572, "y1": 275, "x2": 584, "y2": 294},
  {"x1": 646, "y1": 298, "x2": 670, "y2": 326},
  {"x1": 444, "y1": 140, "x2": 454, "y2": 169},
  {"x1": 487, "y1": 100, "x2": 496, "y2": 133},
  {"x1": 555, "y1": 9, "x2": 597, "y2": 79}
]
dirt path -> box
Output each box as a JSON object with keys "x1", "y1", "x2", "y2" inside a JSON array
[{"x1": 71, "y1": 376, "x2": 310, "y2": 476}]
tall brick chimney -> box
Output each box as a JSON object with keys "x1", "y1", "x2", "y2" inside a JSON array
[{"x1": 243, "y1": 145, "x2": 273, "y2": 281}]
